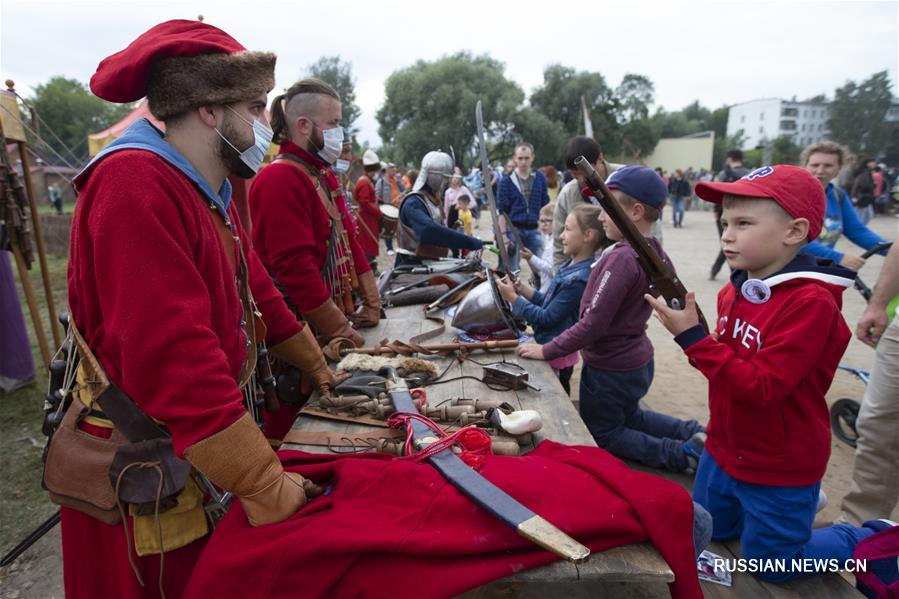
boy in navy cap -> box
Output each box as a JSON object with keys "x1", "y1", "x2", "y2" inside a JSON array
[
  {"x1": 648, "y1": 165, "x2": 894, "y2": 581},
  {"x1": 519, "y1": 165, "x2": 706, "y2": 472}
]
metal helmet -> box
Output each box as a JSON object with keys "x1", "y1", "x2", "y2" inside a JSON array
[
  {"x1": 450, "y1": 269, "x2": 522, "y2": 336},
  {"x1": 413, "y1": 151, "x2": 453, "y2": 192},
  {"x1": 362, "y1": 149, "x2": 380, "y2": 167}
]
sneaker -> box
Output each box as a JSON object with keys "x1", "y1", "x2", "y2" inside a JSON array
[
  {"x1": 863, "y1": 519, "x2": 897, "y2": 532},
  {"x1": 683, "y1": 432, "x2": 707, "y2": 474},
  {"x1": 387, "y1": 249, "x2": 395, "y2": 256},
  {"x1": 816, "y1": 489, "x2": 828, "y2": 513}
]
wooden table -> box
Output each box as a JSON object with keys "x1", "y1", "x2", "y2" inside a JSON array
[{"x1": 284, "y1": 304, "x2": 675, "y2": 590}]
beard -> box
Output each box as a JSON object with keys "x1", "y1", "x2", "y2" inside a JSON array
[{"x1": 217, "y1": 116, "x2": 256, "y2": 179}]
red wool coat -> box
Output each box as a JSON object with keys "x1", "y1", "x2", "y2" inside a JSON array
[
  {"x1": 353, "y1": 174, "x2": 382, "y2": 257},
  {"x1": 69, "y1": 149, "x2": 300, "y2": 455},
  {"x1": 66, "y1": 147, "x2": 303, "y2": 599},
  {"x1": 249, "y1": 141, "x2": 371, "y2": 315},
  {"x1": 185, "y1": 441, "x2": 702, "y2": 599}
]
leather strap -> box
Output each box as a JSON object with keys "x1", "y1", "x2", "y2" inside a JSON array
[
  {"x1": 298, "y1": 406, "x2": 391, "y2": 428},
  {"x1": 281, "y1": 430, "x2": 404, "y2": 447},
  {"x1": 71, "y1": 324, "x2": 169, "y2": 443}
]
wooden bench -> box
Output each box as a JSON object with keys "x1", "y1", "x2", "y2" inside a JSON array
[{"x1": 284, "y1": 304, "x2": 675, "y2": 591}]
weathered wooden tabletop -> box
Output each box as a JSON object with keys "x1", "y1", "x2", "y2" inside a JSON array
[{"x1": 284, "y1": 303, "x2": 675, "y2": 587}]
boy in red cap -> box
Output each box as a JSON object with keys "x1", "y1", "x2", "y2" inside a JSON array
[
  {"x1": 519, "y1": 165, "x2": 706, "y2": 473},
  {"x1": 647, "y1": 165, "x2": 891, "y2": 582},
  {"x1": 58, "y1": 19, "x2": 342, "y2": 598}
]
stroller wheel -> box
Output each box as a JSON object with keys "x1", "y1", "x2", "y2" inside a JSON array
[{"x1": 831, "y1": 398, "x2": 861, "y2": 448}]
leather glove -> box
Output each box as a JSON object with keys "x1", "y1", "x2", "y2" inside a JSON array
[
  {"x1": 184, "y1": 413, "x2": 321, "y2": 526},
  {"x1": 352, "y1": 270, "x2": 381, "y2": 328},
  {"x1": 302, "y1": 299, "x2": 364, "y2": 347},
  {"x1": 270, "y1": 326, "x2": 348, "y2": 396}
]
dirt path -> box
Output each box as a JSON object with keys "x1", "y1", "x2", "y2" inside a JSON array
[{"x1": 1, "y1": 209, "x2": 894, "y2": 597}]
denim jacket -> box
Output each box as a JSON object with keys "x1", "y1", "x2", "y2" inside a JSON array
[{"x1": 511, "y1": 257, "x2": 592, "y2": 344}]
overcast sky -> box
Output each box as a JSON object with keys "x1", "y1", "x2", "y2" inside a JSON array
[{"x1": 2, "y1": 0, "x2": 897, "y2": 148}]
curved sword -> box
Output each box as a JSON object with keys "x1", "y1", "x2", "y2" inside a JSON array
[
  {"x1": 475, "y1": 101, "x2": 517, "y2": 279},
  {"x1": 380, "y1": 366, "x2": 590, "y2": 563}
]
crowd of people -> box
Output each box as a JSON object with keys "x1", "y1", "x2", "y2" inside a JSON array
[{"x1": 3, "y1": 17, "x2": 897, "y2": 599}]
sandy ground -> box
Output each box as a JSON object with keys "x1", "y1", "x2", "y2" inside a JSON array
[{"x1": 1, "y1": 208, "x2": 895, "y2": 598}]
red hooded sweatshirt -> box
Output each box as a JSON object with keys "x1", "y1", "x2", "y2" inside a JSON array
[{"x1": 673, "y1": 255, "x2": 855, "y2": 487}]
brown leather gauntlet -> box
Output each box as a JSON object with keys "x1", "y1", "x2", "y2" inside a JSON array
[
  {"x1": 353, "y1": 270, "x2": 381, "y2": 328},
  {"x1": 184, "y1": 413, "x2": 315, "y2": 526},
  {"x1": 302, "y1": 299, "x2": 364, "y2": 347},
  {"x1": 270, "y1": 326, "x2": 344, "y2": 394}
]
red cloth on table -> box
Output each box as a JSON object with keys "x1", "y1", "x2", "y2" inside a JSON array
[
  {"x1": 185, "y1": 441, "x2": 701, "y2": 599},
  {"x1": 353, "y1": 173, "x2": 382, "y2": 258}
]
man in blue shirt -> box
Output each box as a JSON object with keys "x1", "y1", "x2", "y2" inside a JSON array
[
  {"x1": 800, "y1": 142, "x2": 888, "y2": 269},
  {"x1": 496, "y1": 142, "x2": 550, "y2": 271}
]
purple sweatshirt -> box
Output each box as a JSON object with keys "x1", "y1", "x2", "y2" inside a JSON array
[{"x1": 543, "y1": 237, "x2": 671, "y2": 371}]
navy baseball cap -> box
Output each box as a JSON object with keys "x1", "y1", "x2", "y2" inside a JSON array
[{"x1": 605, "y1": 165, "x2": 668, "y2": 209}]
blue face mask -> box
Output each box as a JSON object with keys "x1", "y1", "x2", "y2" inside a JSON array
[{"x1": 216, "y1": 105, "x2": 273, "y2": 175}]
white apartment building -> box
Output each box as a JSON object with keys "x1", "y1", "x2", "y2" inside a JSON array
[{"x1": 726, "y1": 98, "x2": 832, "y2": 150}]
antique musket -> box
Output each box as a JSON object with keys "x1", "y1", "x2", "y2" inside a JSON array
[
  {"x1": 380, "y1": 366, "x2": 590, "y2": 562},
  {"x1": 337, "y1": 338, "x2": 519, "y2": 357},
  {"x1": 574, "y1": 157, "x2": 709, "y2": 332}
]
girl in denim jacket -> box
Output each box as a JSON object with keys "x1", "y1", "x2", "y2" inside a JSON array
[{"x1": 496, "y1": 205, "x2": 606, "y2": 393}]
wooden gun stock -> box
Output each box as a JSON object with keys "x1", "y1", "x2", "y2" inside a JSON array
[{"x1": 574, "y1": 156, "x2": 709, "y2": 333}]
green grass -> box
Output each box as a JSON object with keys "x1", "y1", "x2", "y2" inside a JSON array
[{"x1": 0, "y1": 254, "x2": 68, "y2": 549}]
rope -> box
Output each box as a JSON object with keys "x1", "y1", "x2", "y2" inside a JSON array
[
  {"x1": 7, "y1": 90, "x2": 85, "y2": 167},
  {"x1": 113, "y1": 461, "x2": 167, "y2": 599},
  {"x1": 387, "y1": 410, "x2": 491, "y2": 463}
]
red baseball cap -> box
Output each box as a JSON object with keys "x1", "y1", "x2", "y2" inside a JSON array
[{"x1": 694, "y1": 165, "x2": 824, "y2": 240}]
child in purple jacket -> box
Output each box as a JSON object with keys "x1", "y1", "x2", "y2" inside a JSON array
[{"x1": 518, "y1": 166, "x2": 705, "y2": 472}]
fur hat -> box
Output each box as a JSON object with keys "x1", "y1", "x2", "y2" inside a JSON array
[{"x1": 90, "y1": 19, "x2": 276, "y2": 121}]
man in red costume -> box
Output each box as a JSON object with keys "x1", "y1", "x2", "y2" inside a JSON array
[
  {"x1": 60, "y1": 19, "x2": 342, "y2": 599},
  {"x1": 353, "y1": 148, "x2": 384, "y2": 262},
  {"x1": 251, "y1": 78, "x2": 381, "y2": 353}
]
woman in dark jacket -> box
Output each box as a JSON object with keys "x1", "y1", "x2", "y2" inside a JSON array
[
  {"x1": 668, "y1": 169, "x2": 691, "y2": 228},
  {"x1": 851, "y1": 157, "x2": 877, "y2": 225}
]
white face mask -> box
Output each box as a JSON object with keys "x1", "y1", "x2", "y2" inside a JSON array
[
  {"x1": 216, "y1": 105, "x2": 273, "y2": 175},
  {"x1": 333, "y1": 158, "x2": 350, "y2": 173},
  {"x1": 315, "y1": 124, "x2": 344, "y2": 165}
]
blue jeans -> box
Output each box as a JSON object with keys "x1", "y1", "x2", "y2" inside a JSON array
[
  {"x1": 857, "y1": 204, "x2": 874, "y2": 225},
  {"x1": 384, "y1": 237, "x2": 394, "y2": 252},
  {"x1": 694, "y1": 451, "x2": 876, "y2": 582},
  {"x1": 671, "y1": 196, "x2": 686, "y2": 226},
  {"x1": 509, "y1": 227, "x2": 543, "y2": 272},
  {"x1": 693, "y1": 501, "x2": 713, "y2": 558},
  {"x1": 579, "y1": 361, "x2": 704, "y2": 471}
]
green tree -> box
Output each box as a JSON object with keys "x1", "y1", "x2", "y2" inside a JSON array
[
  {"x1": 770, "y1": 135, "x2": 803, "y2": 165},
  {"x1": 615, "y1": 74, "x2": 654, "y2": 122},
  {"x1": 828, "y1": 71, "x2": 894, "y2": 155},
  {"x1": 529, "y1": 65, "x2": 621, "y2": 153},
  {"x1": 306, "y1": 56, "x2": 362, "y2": 138},
  {"x1": 505, "y1": 107, "x2": 567, "y2": 167},
  {"x1": 376, "y1": 52, "x2": 523, "y2": 167},
  {"x1": 28, "y1": 76, "x2": 132, "y2": 165}
]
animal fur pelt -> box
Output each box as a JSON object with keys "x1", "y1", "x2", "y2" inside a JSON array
[{"x1": 337, "y1": 353, "x2": 439, "y2": 379}]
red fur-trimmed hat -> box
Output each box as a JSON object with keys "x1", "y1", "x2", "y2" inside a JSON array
[
  {"x1": 695, "y1": 165, "x2": 824, "y2": 240},
  {"x1": 90, "y1": 19, "x2": 276, "y2": 120}
]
